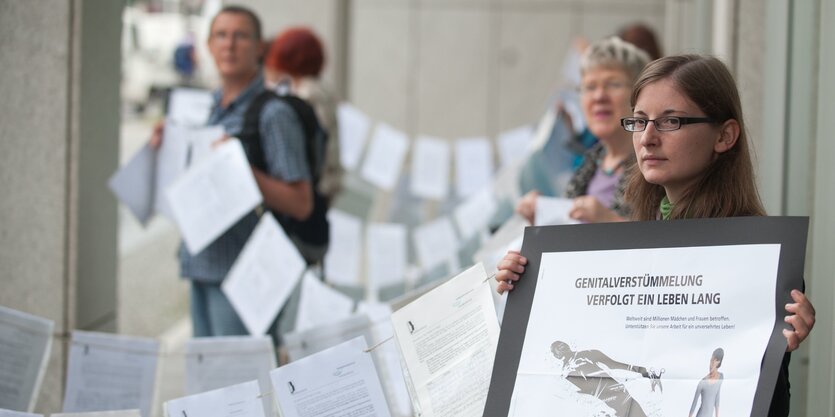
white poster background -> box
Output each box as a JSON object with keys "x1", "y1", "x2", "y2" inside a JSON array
[{"x1": 510, "y1": 244, "x2": 780, "y2": 417}]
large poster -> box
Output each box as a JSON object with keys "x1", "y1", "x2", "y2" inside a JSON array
[{"x1": 484, "y1": 217, "x2": 808, "y2": 417}]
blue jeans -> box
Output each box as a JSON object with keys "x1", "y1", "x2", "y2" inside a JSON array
[
  {"x1": 189, "y1": 279, "x2": 303, "y2": 347},
  {"x1": 190, "y1": 281, "x2": 248, "y2": 337}
]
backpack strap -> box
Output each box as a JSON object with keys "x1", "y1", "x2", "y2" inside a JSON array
[{"x1": 239, "y1": 90, "x2": 322, "y2": 184}]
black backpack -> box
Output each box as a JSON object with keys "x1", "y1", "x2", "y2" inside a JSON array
[{"x1": 237, "y1": 90, "x2": 329, "y2": 262}]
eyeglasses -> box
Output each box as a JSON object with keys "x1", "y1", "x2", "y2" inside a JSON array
[
  {"x1": 210, "y1": 30, "x2": 256, "y2": 43},
  {"x1": 620, "y1": 116, "x2": 716, "y2": 132},
  {"x1": 579, "y1": 81, "x2": 628, "y2": 95}
]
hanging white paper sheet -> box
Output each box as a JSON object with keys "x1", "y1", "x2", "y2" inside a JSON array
[
  {"x1": 63, "y1": 331, "x2": 159, "y2": 417},
  {"x1": 108, "y1": 144, "x2": 156, "y2": 226},
  {"x1": 165, "y1": 139, "x2": 262, "y2": 255},
  {"x1": 323, "y1": 209, "x2": 363, "y2": 287},
  {"x1": 453, "y1": 187, "x2": 498, "y2": 240},
  {"x1": 454, "y1": 137, "x2": 493, "y2": 198},
  {"x1": 360, "y1": 123, "x2": 410, "y2": 191},
  {"x1": 294, "y1": 271, "x2": 355, "y2": 333},
  {"x1": 410, "y1": 136, "x2": 450, "y2": 200},
  {"x1": 0, "y1": 306, "x2": 53, "y2": 413},
  {"x1": 366, "y1": 223, "x2": 408, "y2": 289},
  {"x1": 412, "y1": 217, "x2": 460, "y2": 273},
  {"x1": 497, "y1": 125, "x2": 534, "y2": 168},
  {"x1": 270, "y1": 337, "x2": 392, "y2": 417},
  {"x1": 222, "y1": 214, "x2": 306, "y2": 336},
  {"x1": 337, "y1": 103, "x2": 372, "y2": 170},
  {"x1": 391, "y1": 263, "x2": 500, "y2": 417},
  {"x1": 164, "y1": 380, "x2": 265, "y2": 417}
]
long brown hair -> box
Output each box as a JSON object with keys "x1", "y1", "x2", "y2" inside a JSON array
[{"x1": 624, "y1": 55, "x2": 766, "y2": 220}]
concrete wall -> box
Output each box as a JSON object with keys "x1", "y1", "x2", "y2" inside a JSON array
[
  {"x1": 0, "y1": 1, "x2": 73, "y2": 412},
  {"x1": 0, "y1": 0, "x2": 120, "y2": 412},
  {"x1": 347, "y1": 0, "x2": 668, "y2": 141}
]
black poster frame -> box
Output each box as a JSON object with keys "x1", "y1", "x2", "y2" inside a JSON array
[{"x1": 483, "y1": 216, "x2": 808, "y2": 417}]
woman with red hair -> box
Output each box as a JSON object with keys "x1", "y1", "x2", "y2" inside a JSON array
[{"x1": 265, "y1": 27, "x2": 343, "y2": 202}]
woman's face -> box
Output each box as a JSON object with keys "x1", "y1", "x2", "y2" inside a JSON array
[
  {"x1": 710, "y1": 356, "x2": 721, "y2": 372},
  {"x1": 632, "y1": 78, "x2": 734, "y2": 202},
  {"x1": 580, "y1": 67, "x2": 633, "y2": 142}
]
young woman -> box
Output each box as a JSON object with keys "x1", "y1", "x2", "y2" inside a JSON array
[{"x1": 496, "y1": 55, "x2": 816, "y2": 416}]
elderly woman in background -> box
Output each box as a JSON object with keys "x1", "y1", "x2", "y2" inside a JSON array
[{"x1": 516, "y1": 37, "x2": 650, "y2": 224}]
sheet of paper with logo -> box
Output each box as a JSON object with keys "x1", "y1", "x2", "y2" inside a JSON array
[
  {"x1": 164, "y1": 380, "x2": 265, "y2": 417},
  {"x1": 184, "y1": 336, "x2": 276, "y2": 415},
  {"x1": 337, "y1": 103, "x2": 372, "y2": 170},
  {"x1": 107, "y1": 144, "x2": 156, "y2": 226},
  {"x1": 154, "y1": 122, "x2": 191, "y2": 219},
  {"x1": 360, "y1": 123, "x2": 410, "y2": 191},
  {"x1": 454, "y1": 137, "x2": 493, "y2": 198},
  {"x1": 270, "y1": 336, "x2": 392, "y2": 417},
  {"x1": 222, "y1": 214, "x2": 306, "y2": 336},
  {"x1": 167, "y1": 87, "x2": 214, "y2": 127},
  {"x1": 410, "y1": 136, "x2": 450, "y2": 200},
  {"x1": 453, "y1": 187, "x2": 498, "y2": 240},
  {"x1": 0, "y1": 306, "x2": 53, "y2": 413},
  {"x1": 283, "y1": 307, "x2": 413, "y2": 417},
  {"x1": 391, "y1": 263, "x2": 500, "y2": 417},
  {"x1": 294, "y1": 271, "x2": 355, "y2": 333},
  {"x1": 0, "y1": 410, "x2": 42, "y2": 417},
  {"x1": 412, "y1": 216, "x2": 460, "y2": 274},
  {"x1": 51, "y1": 410, "x2": 141, "y2": 417},
  {"x1": 323, "y1": 209, "x2": 363, "y2": 286},
  {"x1": 497, "y1": 125, "x2": 534, "y2": 168},
  {"x1": 62, "y1": 331, "x2": 159, "y2": 417},
  {"x1": 165, "y1": 139, "x2": 262, "y2": 255},
  {"x1": 534, "y1": 196, "x2": 578, "y2": 226},
  {"x1": 366, "y1": 223, "x2": 408, "y2": 290}
]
